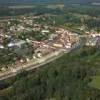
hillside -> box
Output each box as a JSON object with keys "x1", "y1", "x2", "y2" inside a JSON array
[{"x1": 0, "y1": 46, "x2": 100, "y2": 100}]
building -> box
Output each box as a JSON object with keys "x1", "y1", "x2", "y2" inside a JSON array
[
  {"x1": 8, "y1": 40, "x2": 26, "y2": 48},
  {"x1": 96, "y1": 36, "x2": 100, "y2": 48},
  {"x1": 86, "y1": 37, "x2": 98, "y2": 46},
  {"x1": 53, "y1": 43, "x2": 63, "y2": 48}
]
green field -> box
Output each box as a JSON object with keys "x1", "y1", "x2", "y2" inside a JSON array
[
  {"x1": 9, "y1": 5, "x2": 36, "y2": 9},
  {"x1": 90, "y1": 76, "x2": 100, "y2": 89},
  {"x1": 9, "y1": 4, "x2": 64, "y2": 9}
]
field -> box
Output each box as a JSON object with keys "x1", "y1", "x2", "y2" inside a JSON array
[
  {"x1": 47, "y1": 4, "x2": 64, "y2": 9},
  {"x1": 90, "y1": 76, "x2": 100, "y2": 89},
  {"x1": 9, "y1": 4, "x2": 64, "y2": 9},
  {"x1": 9, "y1": 5, "x2": 36, "y2": 9}
]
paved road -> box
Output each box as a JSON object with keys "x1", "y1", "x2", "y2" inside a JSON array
[
  {"x1": 0, "y1": 36, "x2": 85, "y2": 81},
  {"x1": 0, "y1": 50, "x2": 67, "y2": 81}
]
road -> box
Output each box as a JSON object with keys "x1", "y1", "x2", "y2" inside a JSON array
[
  {"x1": 0, "y1": 36, "x2": 85, "y2": 81},
  {"x1": 0, "y1": 50, "x2": 68, "y2": 81}
]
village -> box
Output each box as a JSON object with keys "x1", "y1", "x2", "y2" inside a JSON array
[{"x1": 0, "y1": 15, "x2": 100, "y2": 73}]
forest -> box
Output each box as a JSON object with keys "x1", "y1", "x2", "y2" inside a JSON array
[{"x1": 0, "y1": 46, "x2": 100, "y2": 100}]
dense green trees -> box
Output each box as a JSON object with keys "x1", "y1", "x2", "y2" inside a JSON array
[{"x1": 0, "y1": 46, "x2": 100, "y2": 100}]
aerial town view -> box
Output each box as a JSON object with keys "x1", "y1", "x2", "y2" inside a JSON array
[{"x1": 0, "y1": 0, "x2": 100, "y2": 100}]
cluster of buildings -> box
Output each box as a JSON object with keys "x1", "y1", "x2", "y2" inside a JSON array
[
  {"x1": 53, "y1": 28, "x2": 79, "y2": 49},
  {"x1": 86, "y1": 30, "x2": 100, "y2": 47},
  {"x1": 0, "y1": 15, "x2": 79, "y2": 72}
]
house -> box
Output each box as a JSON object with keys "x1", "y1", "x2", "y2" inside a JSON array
[
  {"x1": 8, "y1": 40, "x2": 26, "y2": 48},
  {"x1": 53, "y1": 43, "x2": 63, "y2": 48},
  {"x1": 41, "y1": 30, "x2": 50, "y2": 33},
  {"x1": 8, "y1": 42, "x2": 15, "y2": 47},
  {"x1": 96, "y1": 36, "x2": 100, "y2": 48},
  {"x1": 0, "y1": 45, "x2": 4, "y2": 49},
  {"x1": 86, "y1": 37, "x2": 98, "y2": 46},
  {"x1": 91, "y1": 34, "x2": 100, "y2": 37},
  {"x1": 0, "y1": 26, "x2": 4, "y2": 33},
  {"x1": 49, "y1": 34, "x2": 57, "y2": 41},
  {"x1": 65, "y1": 43, "x2": 72, "y2": 49}
]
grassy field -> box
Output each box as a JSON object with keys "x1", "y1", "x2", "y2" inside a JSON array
[
  {"x1": 90, "y1": 76, "x2": 100, "y2": 89},
  {"x1": 9, "y1": 5, "x2": 36, "y2": 9},
  {"x1": 9, "y1": 4, "x2": 64, "y2": 9},
  {"x1": 47, "y1": 4, "x2": 64, "y2": 9}
]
